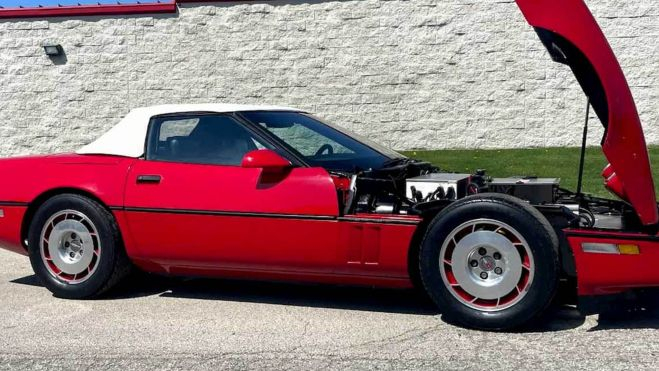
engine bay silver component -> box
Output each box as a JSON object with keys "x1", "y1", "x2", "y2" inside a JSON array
[
  {"x1": 489, "y1": 177, "x2": 559, "y2": 204},
  {"x1": 565, "y1": 204, "x2": 580, "y2": 215},
  {"x1": 375, "y1": 203, "x2": 395, "y2": 214},
  {"x1": 344, "y1": 174, "x2": 358, "y2": 215},
  {"x1": 406, "y1": 173, "x2": 471, "y2": 201}
]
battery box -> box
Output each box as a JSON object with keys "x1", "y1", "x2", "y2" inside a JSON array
[{"x1": 488, "y1": 177, "x2": 559, "y2": 204}]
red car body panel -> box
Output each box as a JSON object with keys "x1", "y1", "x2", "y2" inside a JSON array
[
  {"x1": 123, "y1": 160, "x2": 339, "y2": 270},
  {"x1": 336, "y1": 216, "x2": 419, "y2": 278},
  {"x1": 566, "y1": 230, "x2": 659, "y2": 296},
  {"x1": 516, "y1": 0, "x2": 658, "y2": 225},
  {"x1": 0, "y1": 154, "x2": 132, "y2": 206},
  {"x1": 124, "y1": 161, "x2": 339, "y2": 216},
  {"x1": 0, "y1": 206, "x2": 28, "y2": 256}
]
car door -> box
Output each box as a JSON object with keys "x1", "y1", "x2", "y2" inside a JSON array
[{"x1": 123, "y1": 113, "x2": 341, "y2": 274}]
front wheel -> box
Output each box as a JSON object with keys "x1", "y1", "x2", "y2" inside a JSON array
[
  {"x1": 419, "y1": 193, "x2": 559, "y2": 330},
  {"x1": 27, "y1": 194, "x2": 131, "y2": 299}
]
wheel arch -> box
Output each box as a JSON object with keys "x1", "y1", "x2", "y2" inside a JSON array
[{"x1": 21, "y1": 187, "x2": 118, "y2": 250}]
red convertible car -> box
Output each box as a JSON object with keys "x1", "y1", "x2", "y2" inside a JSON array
[{"x1": 0, "y1": 0, "x2": 657, "y2": 330}]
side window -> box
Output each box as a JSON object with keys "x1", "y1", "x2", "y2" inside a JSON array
[
  {"x1": 159, "y1": 119, "x2": 199, "y2": 141},
  {"x1": 148, "y1": 114, "x2": 272, "y2": 166}
]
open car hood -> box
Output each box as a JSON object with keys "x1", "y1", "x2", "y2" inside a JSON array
[{"x1": 515, "y1": 0, "x2": 658, "y2": 225}]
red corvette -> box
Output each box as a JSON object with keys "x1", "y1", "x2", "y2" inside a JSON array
[{"x1": 0, "y1": 0, "x2": 657, "y2": 330}]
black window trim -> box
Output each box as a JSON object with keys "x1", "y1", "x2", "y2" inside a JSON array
[{"x1": 143, "y1": 111, "x2": 305, "y2": 168}]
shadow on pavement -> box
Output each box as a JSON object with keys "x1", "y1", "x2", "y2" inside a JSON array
[
  {"x1": 10, "y1": 273, "x2": 659, "y2": 331},
  {"x1": 593, "y1": 310, "x2": 659, "y2": 331},
  {"x1": 589, "y1": 299, "x2": 659, "y2": 331},
  {"x1": 10, "y1": 275, "x2": 43, "y2": 287},
  {"x1": 157, "y1": 276, "x2": 440, "y2": 316}
]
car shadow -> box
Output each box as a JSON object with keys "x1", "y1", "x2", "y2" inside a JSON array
[
  {"x1": 589, "y1": 304, "x2": 659, "y2": 331},
  {"x1": 10, "y1": 274, "x2": 43, "y2": 287},
  {"x1": 126, "y1": 275, "x2": 441, "y2": 316},
  {"x1": 9, "y1": 274, "x2": 658, "y2": 331}
]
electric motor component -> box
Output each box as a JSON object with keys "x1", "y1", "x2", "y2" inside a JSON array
[
  {"x1": 355, "y1": 194, "x2": 374, "y2": 213},
  {"x1": 405, "y1": 173, "x2": 471, "y2": 202},
  {"x1": 488, "y1": 177, "x2": 559, "y2": 204}
]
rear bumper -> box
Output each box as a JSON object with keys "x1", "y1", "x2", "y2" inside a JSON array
[
  {"x1": 567, "y1": 229, "x2": 659, "y2": 296},
  {"x1": 0, "y1": 205, "x2": 28, "y2": 256}
]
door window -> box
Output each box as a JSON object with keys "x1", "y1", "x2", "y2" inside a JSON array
[{"x1": 147, "y1": 115, "x2": 272, "y2": 166}]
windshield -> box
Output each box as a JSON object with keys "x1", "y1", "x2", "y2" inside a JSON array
[{"x1": 241, "y1": 111, "x2": 405, "y2": 172}]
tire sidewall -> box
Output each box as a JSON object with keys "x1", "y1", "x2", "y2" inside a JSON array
[
  {"x1": 28, "y1": 195, "x2": 119, "y2": 299},
  {"x1": 420, "y1": 195, "x2": 559, "y2": 330}
]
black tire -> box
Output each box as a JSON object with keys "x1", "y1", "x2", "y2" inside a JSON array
[
  {"x1": 27, "y1": 194, "x2": 131, "y2": 299},
  {"x1": 419, "y1": 193, "x2": 559, "y2": 330}
]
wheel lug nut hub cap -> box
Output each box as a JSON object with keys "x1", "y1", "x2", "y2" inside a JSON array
[{"x1": 479, "y1": 256, "x2": 496, "y2": 271}]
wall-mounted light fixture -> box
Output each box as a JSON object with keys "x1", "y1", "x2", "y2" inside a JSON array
[{"x1": 43, "y1": 44, "x2": 63, "y2": 57}]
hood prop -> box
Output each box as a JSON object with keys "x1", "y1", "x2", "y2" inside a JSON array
[{"x1": 576, "y1": 97, "x2": 591, "y2": 197}]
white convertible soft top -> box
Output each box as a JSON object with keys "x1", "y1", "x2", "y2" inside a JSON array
[{"x1": 77, "y1": 104, "x2": 301, "y2": 158}]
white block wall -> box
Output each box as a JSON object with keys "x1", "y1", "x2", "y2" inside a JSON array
[{"x1": 0, "y1": 0, "x2": 656, "y2": 156}]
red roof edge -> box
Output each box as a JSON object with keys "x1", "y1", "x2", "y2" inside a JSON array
[{"x1": 0, "y1": 2, "x2": 178, "y2": 19}]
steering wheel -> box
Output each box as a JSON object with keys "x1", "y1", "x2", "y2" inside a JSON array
[{"x1": 315, "y1": 144, "x2": 334, "y2": 157}]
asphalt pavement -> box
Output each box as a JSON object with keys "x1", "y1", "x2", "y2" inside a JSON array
[{"x1": 0, "y1": 248, "x2": 658, "y2": 370}]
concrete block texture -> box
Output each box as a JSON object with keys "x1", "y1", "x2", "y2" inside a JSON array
[{"x1": 0, "y1": 0, "x2": 656, "y2": 156}]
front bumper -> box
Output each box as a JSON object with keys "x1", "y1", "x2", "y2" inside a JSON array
[{"x1": 567, "y1": 229, "x2": 659, "y2": 296}]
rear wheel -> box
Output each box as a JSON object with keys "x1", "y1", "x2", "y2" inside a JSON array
[
  {"x1": 27, "y1": 194, "x2": 131, "y2": 299},
  {"x1": 419, "y1": 193, "x2": 559, "y2": 330}
]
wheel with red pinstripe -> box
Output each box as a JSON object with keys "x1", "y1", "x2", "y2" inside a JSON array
[
  {"x1": 419, "y1": 193, "x2": 560, "y2": 330},
  {"x1": 27, "y1": 194, "x2": 131, "y2": 299}
]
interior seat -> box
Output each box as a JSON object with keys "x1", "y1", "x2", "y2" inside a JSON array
[{"x1": 188, "y1": 117, "x2": 258, "y2": 165}]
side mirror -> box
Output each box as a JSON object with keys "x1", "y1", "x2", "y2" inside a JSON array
[{"x1": 241, "y1": 149, "x2": 292, "y2": 171}]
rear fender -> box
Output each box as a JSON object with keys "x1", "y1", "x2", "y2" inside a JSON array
[{"x1": 0, "y1": 154, "x2": 135, "y2": 255}]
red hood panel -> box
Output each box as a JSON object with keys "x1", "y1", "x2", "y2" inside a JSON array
[{"x1": 515, "y1": 0, "x2": 657, "y2": 225}]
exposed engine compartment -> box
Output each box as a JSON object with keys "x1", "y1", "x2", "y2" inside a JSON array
[{"x1": 334, "y1": 158, "x2": 648, "y2": 233}]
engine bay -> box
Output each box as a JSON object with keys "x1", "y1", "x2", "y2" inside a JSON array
[{"x1": 333, "y1": 158, "x2": 648, "y2": 233}]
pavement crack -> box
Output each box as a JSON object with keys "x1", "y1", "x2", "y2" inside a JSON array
[{"x1": 350, "y1": 324, "x2": 442, "y2": 349}]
